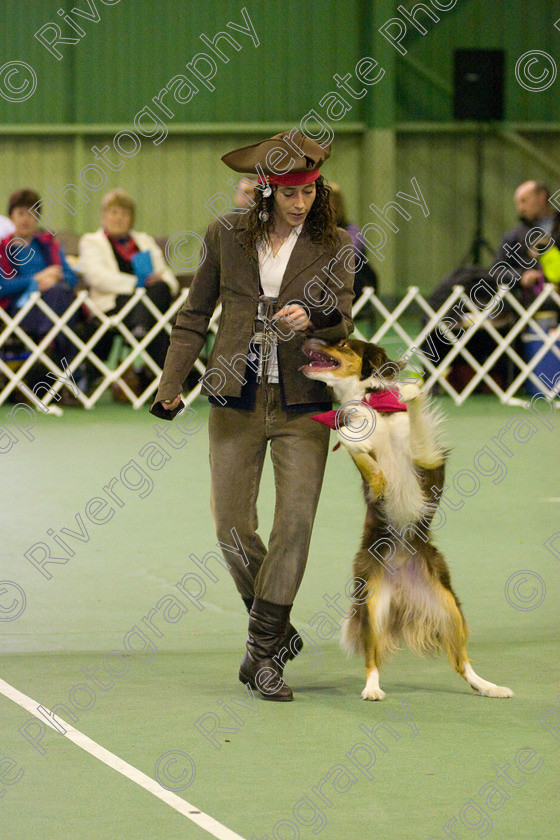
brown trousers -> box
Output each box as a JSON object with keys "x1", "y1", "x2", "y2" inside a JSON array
[{"x1": 208, "y1": 383, "x2": 331, "y2": 606}]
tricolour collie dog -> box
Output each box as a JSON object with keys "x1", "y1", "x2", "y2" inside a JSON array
[{"x1": 302, "y1": 337, "x2": 513, "y2": 701}]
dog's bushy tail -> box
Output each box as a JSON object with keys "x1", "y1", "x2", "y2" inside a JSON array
[{"x1": 341, "y1": 602, "x2": 369, "y2": 656}]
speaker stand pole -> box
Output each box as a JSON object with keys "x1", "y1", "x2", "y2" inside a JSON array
[{"x1": 461, "y1": 123, "x2": 495, "y2": 266}]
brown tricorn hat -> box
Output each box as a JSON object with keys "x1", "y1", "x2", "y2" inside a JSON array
[{"x1": 221, "y1": 130, "x2": 331, "y2": 186}]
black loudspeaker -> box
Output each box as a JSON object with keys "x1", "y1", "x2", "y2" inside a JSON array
[{"x1": 453, "y1": 49, "x2": 505, "y2": 121}]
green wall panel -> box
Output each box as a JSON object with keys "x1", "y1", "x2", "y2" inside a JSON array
[
  {"x1": 0, "y1": 1, "x2": 72, "y2": 123},
  {"x1": 74, "y1": 0, "x2": 362, "y2": 125},
  {"x1": 1, "y1": 0, "x2": 364, "y2": 125},
  {"x1": 0, "y1": 135, "x2": 77, "y2": 220},
  {"x1": 2, "y1": 1, "x2": 558, "y2": 126},
  {"x1": 395, "y1": 0, "x2": 560, "y2": 124}
]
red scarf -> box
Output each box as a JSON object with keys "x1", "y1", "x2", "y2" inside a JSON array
[
  {"x1": 312, "y1": 389, "x2": 407, "y2": 450},
  {"x1": 105, "y1": 232, "x2": 139, "y2": 264}
]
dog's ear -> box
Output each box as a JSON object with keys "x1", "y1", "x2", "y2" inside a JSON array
[
  {"x1": 380, "y1": 355, "x2": 408, "y2": 383},
  {"x1": 360, "y1": 342, "x2": 389, "y2": 380}
]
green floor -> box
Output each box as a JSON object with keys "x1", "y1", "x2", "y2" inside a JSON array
[{"x1": 1, "y1": 396, "x2": 559, "y2": 839}]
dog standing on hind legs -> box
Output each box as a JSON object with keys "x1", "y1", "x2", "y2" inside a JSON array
[{"x1": 302, "y1": 337, "x2": 513, "y2": 701}]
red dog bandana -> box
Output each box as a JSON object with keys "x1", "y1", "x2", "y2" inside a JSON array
[{"x1": 312, "y1": 389, "x2": 407, "y2": 450}]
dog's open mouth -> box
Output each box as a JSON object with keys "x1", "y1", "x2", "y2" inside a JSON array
[{"x1": 300, "y1": 347, "x2": 340, "y2": 373}]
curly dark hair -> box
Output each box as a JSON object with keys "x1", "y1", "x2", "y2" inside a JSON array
[{"x1": 241, "y1": 176, "x2": 339, "y2": 254}]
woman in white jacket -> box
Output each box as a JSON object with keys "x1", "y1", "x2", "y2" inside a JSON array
[{"x1": 79, "y1": 189, "x2": 178, "y2": 393}]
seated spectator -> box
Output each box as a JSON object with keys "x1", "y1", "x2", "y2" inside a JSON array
[
  {"x1": 493, "y1": 180, "x2": 560, "y2": 303},
  {"x1": 79, "y1": 189, "x2": 178, "y2": 395},
  {"x1": 0, "y1": 188, "x2": 81, "y2": 403},
  {"x1": 419, "y1": 182, "x2": 560, "y2": 395},
  {"x1": 329, "y1": 182, "x2": 378, "y2": 300}
]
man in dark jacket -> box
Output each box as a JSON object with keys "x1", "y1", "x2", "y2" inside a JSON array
[{"x1": 493, "y1": 180, "x2": 560, "y2": 302}]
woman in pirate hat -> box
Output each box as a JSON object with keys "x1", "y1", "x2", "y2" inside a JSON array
[{"x1": 151, "y1": 131, "x2": 355, "y2": 701}]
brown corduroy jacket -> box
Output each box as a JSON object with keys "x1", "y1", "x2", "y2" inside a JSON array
[{"x1": 151, "y1": 213, "x2": 355, "y2": 418}]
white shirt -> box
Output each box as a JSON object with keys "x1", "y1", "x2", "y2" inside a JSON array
[
  {"x1": 254, "y1": 225, "x2": 303, "y2": 383},
  {"x1": 257, "y1": 223, "x2": 303, "y2": 297},
  {"x1": 0, "y1": 216, "x2": 15, "y2": 240}
]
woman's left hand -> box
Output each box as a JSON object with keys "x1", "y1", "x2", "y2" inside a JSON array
[{"x1": 273, "y1": 304, "x2": 311, "y2": 331}]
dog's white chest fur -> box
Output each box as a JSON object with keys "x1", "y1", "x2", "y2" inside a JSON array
[
  {"x1": 341, "y1": 410, "x2": 426, "y2": 526},
  {"x1": 315, "y1": 369, "x2": 443, "y2": 528}
]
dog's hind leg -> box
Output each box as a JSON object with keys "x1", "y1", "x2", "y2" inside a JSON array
[
  {"x1": 400, "y1": 385, "x2": 445, "y2": 469},
  {"x1": 363, "y1": 653, "x2": 384, "y2": 701},
  {"x1": 361, "y1": 583, "x2": 393, "y2": 701},
  {"x1": 437, "y1": 584, "x2": 514, "y2": 698},
  {"x1": 460, "y1": 662, "x2": 514, "y2": 698}
]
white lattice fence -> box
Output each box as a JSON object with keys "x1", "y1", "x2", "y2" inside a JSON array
[
  {"x1": 1, "y1": 284, "x2": 559, "y2": 415},
  {"x1": 351, "y1": 283, "x2": 560, "y2": 408},
  {"x1": 1, "y1": 288, "x2": 191, "y2": 413}
]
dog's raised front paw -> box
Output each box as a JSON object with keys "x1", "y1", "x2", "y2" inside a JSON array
[
  {"x1": 348, "y1": 451, "x2": 387, "y2": 499},
  {"x1": 338, "y1": 432, "x2": 373, "y2": 454},
  {"x1": 399, "y1": 382, "x2": 422, "y2": 403},
  {"x1": 361, "y1": 686, "x2": 386, "y2": 701}
]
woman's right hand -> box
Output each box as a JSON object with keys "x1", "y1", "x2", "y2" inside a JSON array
[
  {"x1": 161, "y1": 395, "x2": 182, "y2": 411},
  {"x1": 35, "y1": 264, "x2": 62, "y2": 291}
]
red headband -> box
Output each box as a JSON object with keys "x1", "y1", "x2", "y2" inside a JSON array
[{"x1": 258, "y1": 169, "x2": 321, "y2": 187}]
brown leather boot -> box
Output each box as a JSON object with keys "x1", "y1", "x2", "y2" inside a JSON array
[
  {"x1": 239, "y1": 598, "x2": 294, "y2": 701},
  {"x1": 242, "y1": 597, "x2": 303, "y2": 662}
]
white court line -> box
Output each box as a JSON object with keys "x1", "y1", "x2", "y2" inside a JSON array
[
  {"x1": 0, "y1": 678, "x2": 247, "y2": 840},
  {"x1": 544, "y1": 498, "x2": 560, "y2": 502}
]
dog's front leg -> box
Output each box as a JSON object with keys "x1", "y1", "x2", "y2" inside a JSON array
[
  {"x1": 400, "y1": 384, "x2": 445, "y2": 469},
  {"x1": 346, "y1": 450, "x2": 387, "y2": 499}
]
